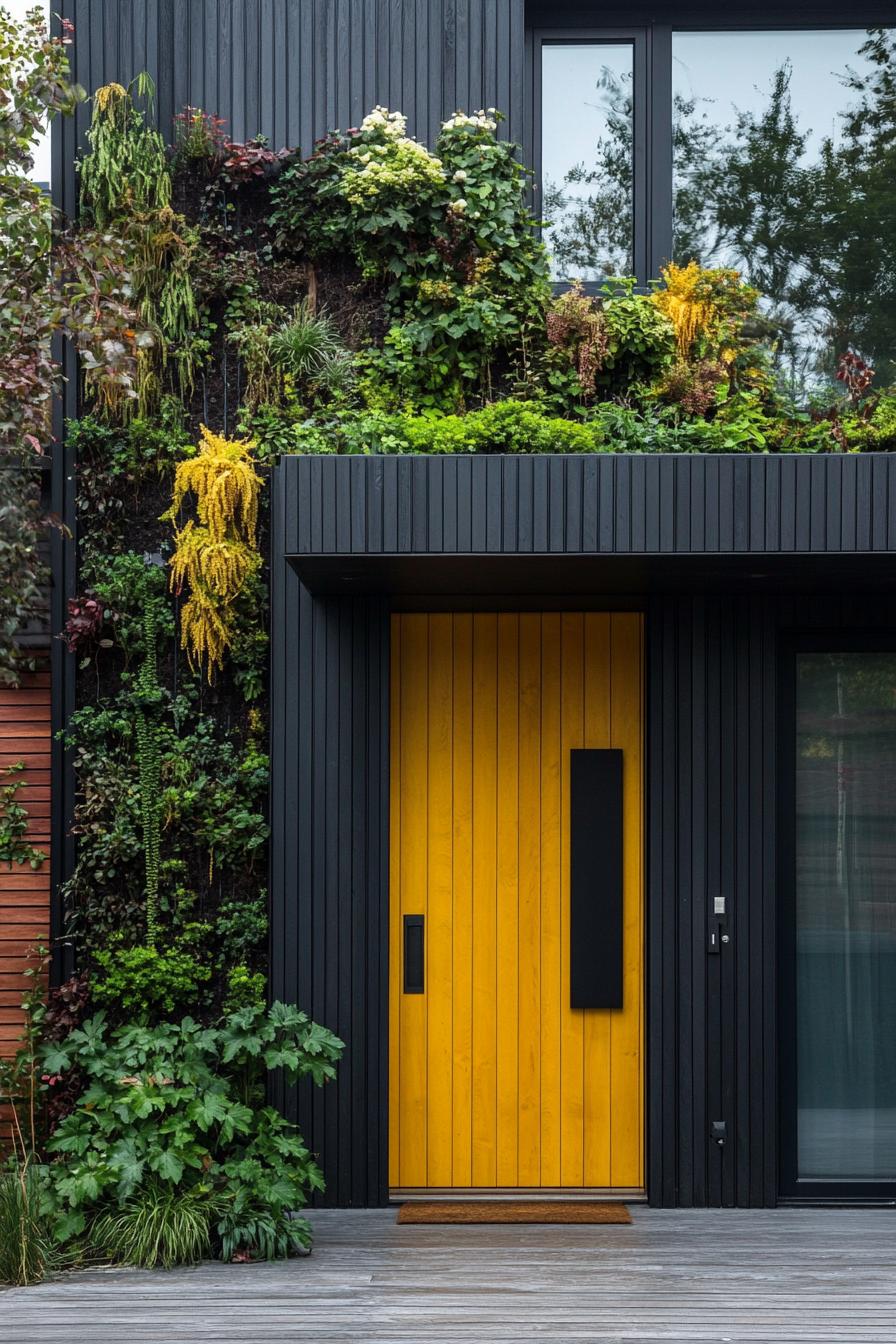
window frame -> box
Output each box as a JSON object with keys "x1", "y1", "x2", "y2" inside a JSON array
[
  {"x1": 533, "y1": 24, "x2": 671, "y2": 287},
  {"x1": 533, "y1": 16, "x2": 891, "y2": 290},
  {"x1": 778, "y1": 630, "x2": 896, "y2": 1201}
]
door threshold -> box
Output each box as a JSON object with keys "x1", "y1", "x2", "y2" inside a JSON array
[{"x1": 390, "y1": 1186, "x2": 646, "y2": 1203}]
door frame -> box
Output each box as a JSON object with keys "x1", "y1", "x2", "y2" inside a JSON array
[{"x1": 778, "y1": 629, "x2": 896, "y2": 1202}]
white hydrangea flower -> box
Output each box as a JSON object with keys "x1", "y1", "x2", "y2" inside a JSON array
[
  {"x1": 453, "y1": 169, "x2": 467, "y2": 183},
  {"x1": 441, "y1": 108, "x2": 497, "y2": 133},
  {"x1": 450, "y1": 198, "x2": 467, "y2": 213}
]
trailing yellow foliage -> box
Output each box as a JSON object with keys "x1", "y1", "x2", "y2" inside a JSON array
[
  {"x1": 651, "y1": 262, "x2": 759, "y2": 363},
  {"x1": 179, "y1": 589, "x2": 234, "y2": 678},
  {"x1": 163, "y1": 427, "x2": 263, "y2": 679},
  {"x1": 168, "y1": 522, "x2": 261, "y2": 602},
  {"x1": 167, "y1": 425, "x2": 261, "y2": 544},
  {"x1": 651, "y1": 262, "x2": 714, "y2": 359},
  {"x1": 93, "y1": 82, "x2": 128, "y2": 115}
]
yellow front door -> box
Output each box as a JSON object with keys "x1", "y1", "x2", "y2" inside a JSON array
[{"x1": 389, "y1": 612, "x2": 644, "y2": 1195}]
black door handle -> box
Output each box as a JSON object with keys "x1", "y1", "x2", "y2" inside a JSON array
[{"x1": 403, "y1": 914, "x2": 424, "y2": 993}]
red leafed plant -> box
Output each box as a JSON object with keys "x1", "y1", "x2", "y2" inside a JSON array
[
  {"x1": 836, "y1": 350, "x2": 875, "y2": 408},
  {"x1": 61, "y1": 595, "x2": 104, "y2": 654},
  {"x1": 221, "y1": 135, "x2": 291, "y2": 182}
]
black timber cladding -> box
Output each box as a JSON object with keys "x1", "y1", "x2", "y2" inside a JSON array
[
  {"x1": 55, "y1": 0, "x2": 527, "y2": 218},
  {"x1": 270, "y1": 475, "x2": 390, "y2": 1207},
  {"x1": 280, "y1": 453, "x2": 896, "y2": 557},
  {"x1": 270, "y1": 454, "x2": 896, "y2": 1208}
]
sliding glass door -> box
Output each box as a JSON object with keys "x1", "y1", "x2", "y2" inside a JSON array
[{"x1": 781, "y1": 648, "x2": 896, "y2": 1197}]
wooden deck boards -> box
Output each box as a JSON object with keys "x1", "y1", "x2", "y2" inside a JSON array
[{"x1": 3, "y1": 1207, "x2": 896, "y2": 1342}]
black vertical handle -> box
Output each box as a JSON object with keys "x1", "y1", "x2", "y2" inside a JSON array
[
  {"x1": 403, "y1": 914, "x2": 424, "y2": 993},
  {"x1": 570, "y1": 748, "x2": 623, "y2": 1009}
]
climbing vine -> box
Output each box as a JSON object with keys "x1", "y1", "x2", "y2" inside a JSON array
[
  {"x1": 133, "y1": 603, "x2": 164, "y2": 946},
  {"x1": 0, "y1": 764, "x2": 46, "y2": 871}
]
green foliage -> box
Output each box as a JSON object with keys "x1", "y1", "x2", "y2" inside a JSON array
[
  {"x1": 273, "y1": 107, "x2": 551, "y2": 409},
  {"x1": 217, "y1": 891, "x2": 268, "y2": 967},
  {"x1": 89, "y1": 1180, "x2": 224, "y2": 1270},
  {"x1": 63, "y1": 683, "x2": 269, "y2": 945},
  {"x1": 0, "y1": 763, "x2": 46, "y2": 869},
  {"x1": 78, "y1": 78, "x2": 206, "y2": 415},
  {"x1": 269, "y1": 300, "x2": 355, "y2": 402},
  {"x1": 0, "y1": 949, "x2": 64, "y2": 1286},
  {"x1": 79, "y1": 75, "x2": 171, "y2": 226},
  {"x1": 227, "y1": 573, "x2": 270, "y2": 702},
  {"x1": 134, "y1": 601, "x2": 164, "y2": 945},
  {"x1": 223, "y1": 966, "x2": 267, "y2": 1013},
  {"x1": 89, "y1": 553, "x2": 176, "y2": 660},
  {"x1": 164, "y1": 707, "x2": 270, "y2": 877},
  {"x1": 229, "y1": 299, "x2": 354, "y2": 413},
  {"x1": 0, "y1": 454, "x2": 46, "y2": 687},
  {"x1": 289, "y1": 400, "x2": 608, "y2": 456},
  {"x1": 69, "y1": 412, "x2": 190, "y2": 573},
  {"x1": 0, "y1": 947, "x2": 51, "y2": 1157},
  {"x1": 842, "y1": 393, "x2": 896, "y2": 453},
  {"x1": 42, "y1": 1003, "x2": 343, "y2": 1261},
  {"x1": 0, "y1": 1163, "x2": 60, "y2": 1286},
  {"x1": 0, "y1": 9, "x2": 142, "y2": 441},
  {"x1": 91, "y1": 927, "x2": 212, "y2": 1019},
  {"x1": 600, "y1": 282, "x2": 677, "y2": 390}
]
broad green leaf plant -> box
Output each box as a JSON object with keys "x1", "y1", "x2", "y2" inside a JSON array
[{"x1": 41, "y1": 1002, "x2": 344, "y2": 1258}]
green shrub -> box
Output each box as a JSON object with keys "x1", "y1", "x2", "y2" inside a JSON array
[
  {"x1": 91, "y1": 926, "x2": 212, "y2": 1018},
  {"x1": 843, "y1": 391, "x2": 896, "y2": 451},
  {"x1": 601, "y1": 285, "x2": 676, "y2": 390},
  {"x1": 273, "y1": 108, "x2": 551, "y2": 409},
  {"x1": 223, "y1": 965, "x2": 267, "y2": 1013},
  {"x1": 269, "y1": 300, "x2": 354, "y2": 400},
  {"x1": 42, "y1": 1001, "x2": 343, "y2": 1261},
  {"x1": 217, "y1": 891, "x2": 268, "y2": 967},
  {"x1": 290, "y1": 400, "x2": 607, "y2": 456}
]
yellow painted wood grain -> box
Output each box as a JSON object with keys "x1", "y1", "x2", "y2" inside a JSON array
[
  {"x1": 495, "y1": 614, "x2": 520, "y2": 1188},
  {"x1": 516, "y1": 614, "x2": 543, "y2": 1187},
  {"x1": 390, "y1": 612, "x2": 643, "y2": 1192}
]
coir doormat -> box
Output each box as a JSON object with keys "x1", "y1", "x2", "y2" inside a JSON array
[{"x1": 396, "y1": 1200, "x2": 632, "y2": 1225}]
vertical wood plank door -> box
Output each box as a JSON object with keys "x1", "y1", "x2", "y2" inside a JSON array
[{"x1": 389, "y1": 613, "x2": 644, "y2": 1195}]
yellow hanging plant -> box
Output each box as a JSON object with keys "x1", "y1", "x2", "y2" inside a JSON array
[
  {"x1": 651, "y1": 261, "x2": 714, "y2": 359},
  {"x1": 162, "y1": 426, "x2": 263, "y2": 679}
]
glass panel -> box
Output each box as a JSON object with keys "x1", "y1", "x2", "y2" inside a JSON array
[
  {"x1": 672, "y1": 29, "x2": 896, "y2": 399},
  {"x1": 541, "y1": 42, "x2": 634, "y2": 283},
  {"x1": 795, "y1": 653, "x2": 896, "y2": 1182}
]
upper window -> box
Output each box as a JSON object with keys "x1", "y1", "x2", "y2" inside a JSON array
[
  {"x1": 539, "y1": 24, "x2": 896, "y2": 396},
  {"x1": 541, "y1": 41, "x2": 635, "y2": 282}
]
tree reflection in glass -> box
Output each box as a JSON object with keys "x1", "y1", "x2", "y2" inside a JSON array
[{"x1": 541, "y1": 28, "x2": 896, "y2": 399}]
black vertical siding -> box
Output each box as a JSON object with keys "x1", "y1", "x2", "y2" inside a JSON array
[
  {"x1": 270, "y1": 476, "x2": 390, "y2": 1205},
  {"x1": 271, "y1": 458, "x2": 896, "y2": 1208},
  {"x1": 57, "y1": 0, "x2": 527, "y2": 217},
  {"x1": 280, "y1": 454, "x2": 896, "y2": 558},
  {"x1": 647, "y1": 592, "x2": 896, "y2": 1208}
]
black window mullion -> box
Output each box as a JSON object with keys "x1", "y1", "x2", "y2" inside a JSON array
[
  {"x1": 631, "y1": 28, "x2": 650, "y2": 286},
  {"x1": 647, "y1": 23, "x2": 673, "y2": 281}
]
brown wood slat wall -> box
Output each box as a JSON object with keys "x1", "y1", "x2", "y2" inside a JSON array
[{"x1": 0, "y1": 669, "x2": 51, "y2": 1061}]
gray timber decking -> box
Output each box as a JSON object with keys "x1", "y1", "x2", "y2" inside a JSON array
[
  {"x1": 3, "y1": 1207, "x2": 896, "y2": 1343},
  {"x1": 1, "y1": 1209, "x2": 896, "y2": 1344}
]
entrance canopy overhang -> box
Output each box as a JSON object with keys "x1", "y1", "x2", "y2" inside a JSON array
[{"x1": 277, "y1": 452, "x2": 896, "y2": 596}]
